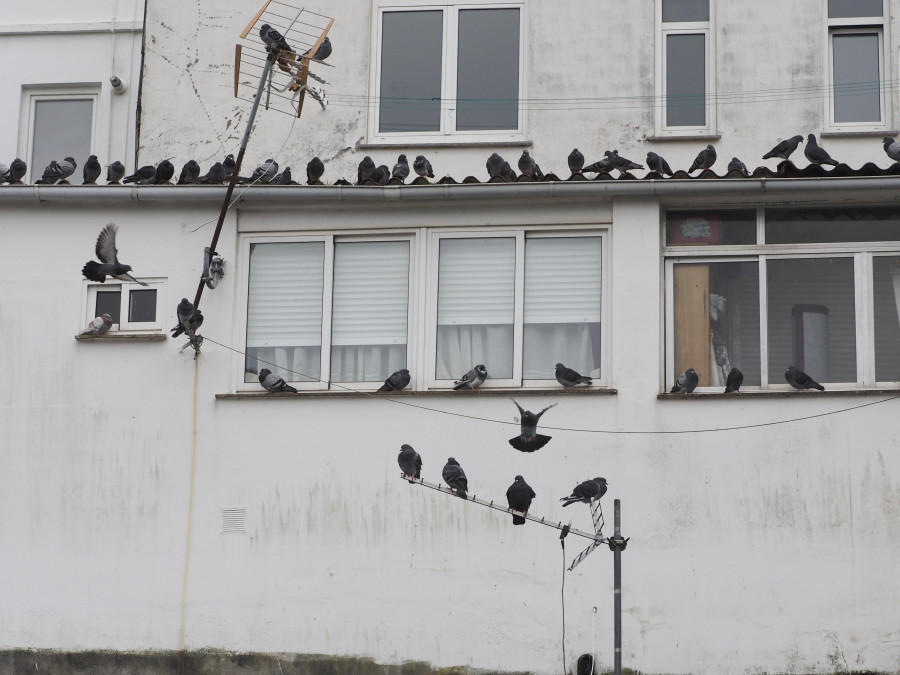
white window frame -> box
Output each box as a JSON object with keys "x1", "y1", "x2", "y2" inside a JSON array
[
  {"x1": 82, "y1": 279, "x2": 166, "y2": 334},
  {"x1": 237, "y1": 233, "x2": 417, "y2": 393},
  {"x1": 368, "y1": 0, "x2": 526, "y2": 145},
  {"x1": 655, "y1": 0, "x2": 716, "y2": 136},
  {"x1": 19, "y1": 85, "x2": 100, "y2": 183},
  {"x1": 664, "y1": 207, "x2": 900, "y2": 392},
  {"x1": 425, "y1": 227, "x2": 609, "y2": 390},
  {"x1": 825, "y1": 0, "x2": 889, "y2": 132}
]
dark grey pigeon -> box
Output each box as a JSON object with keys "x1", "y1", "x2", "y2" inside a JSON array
[
  {"x1": 82, "y1": 155, "x2": 102, "y2": 184},
  {"x1": 106, "y1": 160, "x2": 126, "y2": 184},
  {"x1": 8, "y1": 158, "x2": 27, "y2": 183},
  {"x1": 378, "y1": 368, "x2": 410, "y2": 392},
  {"x1": 555, "y1": 362, "x2": 591, "y2": 389},
  {"x1": 199, "y1": 162, "x2": 225, "y2": 184},
  {"x1": 727, "y1": 157, "x2": 750, "y2": 176},
  {"x1": 398, "y1": 444, "x2": 422, "y2": 482},
  {"x1": 148, "y1": 159, "x2": 175, "y2": 184},
  {"x1": 242, "y1": 159, "x2": 278, "y2": 184},
  {"x1": 567, "y1": 148, "x2": 585, "y2": 174},
  {"x1": 508, "y1": 399, "x2": 558, "y2": 452},
  {"x1": 271, "y1": 166, "x2": 293, "y2": 185},
  {"x1": 171, "y1": 298, "x2": 203, "y2": 338},
  {"x1": 486, "y1": 152, "x2": 505, "y2": 178},
  {"x1": 688, "y1": 145, "x2": 716, "y2": 173},
  {"x1": 259, "y1": 23, "x2": 292, "y2": 53},
  {"x1": 560, "y1": 477, "x2": 607, "y2": 507},
  {"x1": 442, "y1": 457, "x2": 468, "y2": 499},
  {"x1": 646, "y1": 151, "x2": 673, "y2": 176},
  {"x1": 725, "y1": 367, "x2": 744, "y2": 393},
  {"x1": 357, "y1": 156, "x2": 376, "y2": 184},
  {"x1": 671, "y1": 367, "x2": 699, "y2": 393},
  {"x1": 371, "y1": 164, "x2": 390, "y2": 185},
  {"x1": 785, "y1": 366, "x2": 825, "y2": 391},
  {"x1": 124, "y1": 165, "x2": 156, "y2": 184},
  {"x1": 0, "y1": 162, "x2": 8, "y2": 184},
  {"x1": 306, "y1": 156, "x2": 325, "y2": 184},
  {"x1": 40, "y1": 156, "x2": 76, "y2": 184},
  {"x1": 882, "y1": 137, "x2": 900, "y2": 162},
  {"x1": 301, "y1": 36, "x2": 332, "y2": 61},
  {"x1": 583, "y1": 156, "x2": 611, "y2": 174},
  {"x1": 81, "y1": 223, "x2": 148, "y2": 286},
  {"x1": 177, "y1": 160, "x2": 201, "y2": 184},
  {"x1": 258, "y1": 368, "x2": 298, "y2": 393},
  {"x1": 506, "y1": 475, "x2": 536, "y2": 525},
  {"x1": 763, "y1": 135, "x2": 803, "y2": 161},
  {"x1": 606, "y1": 150, "x2": 643, "y2": 175},
  {"x1": 517, "y1": 150, "x2": 543, "y2": 180},
  {"x1": 413, "y1": 155, "x2": 433, "y2": 178},
  {"x1": 223, "y1": 153, "x2": 236, "y2": 180},
  {"x1": 453, "y1": 364, "x2": 487, "y2": 390},
  {"x1": 500, "y1": 161, "x2": 517, "y2": 182},
  {"x1": 804, "y1": 134, "x2": 839, "y2": 166},
  {"x1": 392, "y1": 154, "x2": 410, "y2": 182}
]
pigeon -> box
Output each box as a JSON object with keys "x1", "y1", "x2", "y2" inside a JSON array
[
  {"x1": 442, "y1": 457, "x2": 468, "y2": 499},
  {"x1": 80, "y1": 313, "x2": 113, "y2": 336},
  {"x1": 508, "y1": 399, "x2": 558, "y2": 452},
  {"x1": 81, "y1": 223, "x2": 149, "y2": 286},
  {"x1": 198, "y1": 162, "x2": 225, "y2": 184},
  {"x1": 7, "y1": 158, "x2": 27, "y2": 183},
  {"x1": 82, "y1": 155, "x2": 102, "y2": 184},
  {"x1": 560, "y1": 477, "x2": 607, "y2": 507},
  {"x1": 506, "y1": 475, "x2": 536, "y2": 525},
  {"x1": 177, "y1": 160, "x2": 201, "y2": 184},
  {"x1": 242, "y1": 159, "x2": 278, "y2": 184},
  {"x1": 453, "y1": 364, "x2": 487, "y2": 390},
  {"x1": 671, "y1": 367, "x2": 699, "y2": 393},
  {"x1": 371, "y1": 164, "x2": 390, "y2": 185},
  {"x1": 123, "y1": 165, "x2": 156, "y2": 184},
  {"x1": 567, "y1": 148, "x2": 585, "y2": 174},
  {"x1": 357, "y1": 156, "x2": 376, "y2": 184},
  {"x1": 259, "y1": 23, "x2": 292, "y2": 53},
  {"x1": 378, "y1": 368, "x2": 410, "y2": 392},
  {"x1": 688, "y1": 145, "x2": 717, "y2": 173},
  {"x1": 555, "y1": 362, "x2": 591, "y2": 389},
  {"x1": 785, "y1": 366, "x2": 825, "y2": 391},
  {"x1": 804, "y1": 134, "x2": 839, "y2": 166},
  {"x1": 0, "y1": 162, "x2": 8, "y2": 184},
  {"x1": 605, "y1": 150, "x2": 643, "y2": 175},
  {"x1": 170, "y1": 298, "x2": 204, "y2": 338},
  {"x1": 149, "y1": 159, "x2": 175, "y2": 184},
  {"x1": 413, "y1": 155, "x2": 433, "y2": 178},
  {"x1": 306, "y1": 156, "x2": 325, "y2": 184},
  {"x1": 486, "y1": 152, "x2": 505, "y2": 179},
  {"x1": 500, "y1": 161, "x2": 517, "y2": 182},
  {"x1": 763, "y1": 135, "x2": 804, "y2": 161},
  {"x1": 40, "y1": 157, "x2": 76, "y2": 184},
  {"x1": 727, "y1": 157, "x2": 750, "y2": 176},
  {"x1": 517, "y1": 150, "x2": 543, "y2": 180},
  {"x1": 583, "y1": 156, "x2": 612, "y2": 174},
  {"x1": 271, "y1": 166, "x2": 293, "y2": 185},
  {"x1": 106, "y1": 160, "x2": 126, "y2": 184},
  {"x1": 223, "y1": 153, "x2": 236, "y2": 180},
  {"x1": 646, "y1": 151, "x2": 673, "y2": 176},
  {"x1": 258, "y1": 368, "x2": 298, "y2": 393},
  {"x1": 398, "y1": 444, "x2": 422, "y2": 482},
  {"x1": 301, "y1": 36, "x2": 332, "y2": 61},
  {"x1": 724, "y1": 367, "x2": 744, "y2": 393},
  {"x1": 882, "y1": 137, "x2": 900, "y2": 162},
  {"x1": 391, "y1": 154, "x2": 410, "y2": 182}
]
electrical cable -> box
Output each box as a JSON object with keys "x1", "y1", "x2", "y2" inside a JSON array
[{"x1": 200, "y1": 335, "x2": 900, "y2": 436}]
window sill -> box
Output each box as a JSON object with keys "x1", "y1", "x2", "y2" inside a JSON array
[
  {"x1": 75, "y1": 333, "x2": 167, "y2": 341},
  {"x1": 358, "y1": 139, "x2": 533, "y2": 150},
  {"x1": 646, "y1": 134, "x2": 722, "y2": 142},
  {"x1": 657, "y1": 388, "x2": 900, "y2": 399},
  {"x1": 820, "y1": 129, "x2": 898, "y2": 138},
  {"x1": 218, "y1": 387, "x2": 617, "y2": 399}
]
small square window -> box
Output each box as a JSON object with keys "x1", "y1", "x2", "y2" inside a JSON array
[
  {"x1": 25, "y1": 93, "x2": 97, "y2": 183},
  {"x1": 95, "y1": 290, "x2": 122, "y2": 324},
  {"x1": 84, "y1": 281, "x2": 165, "y2": 333},
  {"x1": 129, "y1": 289, "x2": 158, "y2": 323}
]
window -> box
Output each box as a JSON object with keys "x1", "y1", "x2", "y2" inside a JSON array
[
  {"x1": 826, "y1": 0, "x2": 887, "y2": 129},
  {"x1": 242, "y1": 237, "x2": 413, "y2": 390},
  {"x1": 656, "y1": 0, "x2": 714, "y2": 135},
  {"x1": 428, "y1": 231, "x2": 605, "y2": 389},
  {"x1": 23, "y1": 88, "x2": 98, "y2": 183},
  {"x1": 665, "y1": 207, "x2": 900, "y2": 391},
  {"x1": 372, "y1": 1, "x2": 524, "y2": 141},
  {"x1": 84, "y1": 280, "x2": 165, "y2": 333}
]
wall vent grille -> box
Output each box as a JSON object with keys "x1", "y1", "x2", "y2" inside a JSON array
[{"x1": 221, "y1": 506, "x2": 246, "y2": 533}]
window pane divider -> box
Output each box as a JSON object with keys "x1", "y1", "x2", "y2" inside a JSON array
[
  {"x1": 857, "y1": 252, "x2": 875, "y2": 386},
  {"x1": 758, "y1": 256, "x2": 770, "y2": 388}
]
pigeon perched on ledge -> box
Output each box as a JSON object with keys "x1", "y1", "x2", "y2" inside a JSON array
[
  {"x1": 804, "y1": 134, "x2": 839, "y2": 167},
  {"x1": 555, "y1": 363, "x2": 591, "y2": 389},
  {"x1": 442, "y1": 457, "x2": 468, "y2": 499},
  {"x1": 725, "y1": 367, "x2": 744, "y2": 394},
  {"x1": 688, "y1": 145, "x2": 716, "y2": 173},
  {"x1": 398, "y1": 444, "x2": 422, "y2": 482},
  {"x1": 453, "y1": 364, "x2": 487, "y2": 390},
  {"x1": 39, "y1": 157, "x2": 76, "y2": 184},
  {"x1": 414, "y1": 155, "x2": 434, "y2": 179},
  {"x1": 306, "y1": 156, "x2": 325, "y2": 184},
  {"x1": 378, "y1": 369, "x2": 410, "y2": 392},
  {"x1": 258, "y1": 368, "x2": 298, "y2": 393},
  {"x1": 568, "y1": 148, "x2": 585, "y2": 174},
  {"x1": 80, "y1": 313, "x2": 113, "y2": 336},
  {"x1": 763, "y1": 135, "x2": 803, "y2": 161},
  {"x1": 785, "y1": 366, "x2": 825, "y2": 391},
  {"x1": 646, "y1": 151, "x2": 673, "y2": 176},
  {"x1": 506, "y1": 475, "x2": 536, "y2": 525},
  {"x1": 82, "y1": 155, "x2": 102, "y2": 184},
  {"x1": 671, "y1": 367, "x2": 699, "y2": 393}
]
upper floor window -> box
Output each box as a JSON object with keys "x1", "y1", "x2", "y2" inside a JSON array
[
  {"x1": 656, "y1": 0, "x2": 714, "y2": 135},
  {"x1": 826, "y1": 0, "x2": 888, "y2": 129},
  {"x1": 83, "y1": 279, "x2": 165, "y2": 333},
  {"x1": 372, "y1": 1, "x2": 523, "y2": 142},
  {"x1": 23, "y1": 88, "x2": 97, "y2": 183}
]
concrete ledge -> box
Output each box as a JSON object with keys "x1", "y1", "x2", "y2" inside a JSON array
[
  {"x1": 658, "y1": 389, "x2": 900, "y2": 399},
  {"x1": 218, "y1": 388, "x2": 617, "y2": 399},
  {"x1": 75, "y1": 333, "x2": 168, "y2": 342}
]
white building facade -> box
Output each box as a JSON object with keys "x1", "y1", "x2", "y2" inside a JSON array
[{"x1": 2, "y1": 2, "x2": 900, "y2": 674}]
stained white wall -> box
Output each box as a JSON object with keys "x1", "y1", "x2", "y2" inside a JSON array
[{"x1": 0, "y1": 185, "x2": 898, "y2": 674}]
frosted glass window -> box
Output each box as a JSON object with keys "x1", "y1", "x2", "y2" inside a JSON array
[
  {"x1": 523, "y1": 237, "x2": 601, "y2": 379},
  {"x1": 828, "y1": 0, "x2": 883, "y2": 18},
  {"x1": 436, "y1": 237, "x2": 515, "y2": 379},
  {"x1": 128, "y1": 289, "x2": 157, "y2": 323},
  {"x1": 832, "y1": 32, "x2": 881, "y2": 123},
  {"x1": 31, "y1": 99, "x2": 93, "y2": 182},
  {"x1": 662, "y1": 0, "x2": 709, "y2": 22},
  {"x1": 666, "y1": 34, "x2": 706, "y2": 127}
]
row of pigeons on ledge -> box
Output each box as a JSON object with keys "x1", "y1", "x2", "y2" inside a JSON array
[
  {"x1": 7, "y1": 134, "x2": 900, "y2": 188},
  {"x1": 670, "y1": 365, "x2": 826, "y2": 394}
]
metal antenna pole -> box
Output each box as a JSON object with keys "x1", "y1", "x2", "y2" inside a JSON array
[
  {"x1": 608, "y1": 498, "x2": 629, "y2": 675},
  {"x1": 193, "y1": 52, "x2": 276, "y2": 311}
]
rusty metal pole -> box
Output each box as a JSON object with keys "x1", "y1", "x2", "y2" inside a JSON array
[{"x1": 613, "y1": 499, "x2": 622, "y2": 675}]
